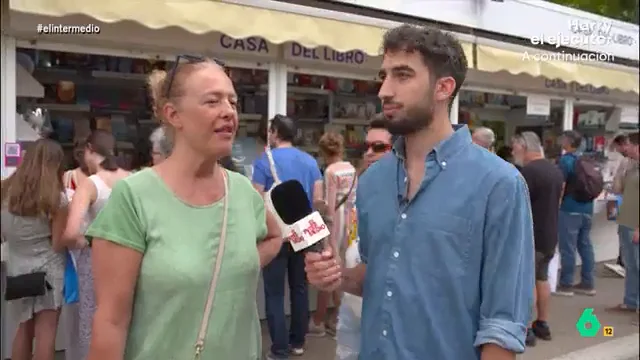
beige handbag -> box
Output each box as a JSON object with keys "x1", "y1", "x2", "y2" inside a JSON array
[{"x1": 193, "y1": 170, "x2": 230, "y2": 359}]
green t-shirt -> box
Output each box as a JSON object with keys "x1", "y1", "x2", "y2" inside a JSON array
[{"x1": 86, "y1": 168, "x2": 267, "y2": 360}]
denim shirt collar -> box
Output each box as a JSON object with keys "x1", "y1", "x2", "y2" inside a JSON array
[{"x1": 392, "y1": 125, "x2": 472, "y2": 168}]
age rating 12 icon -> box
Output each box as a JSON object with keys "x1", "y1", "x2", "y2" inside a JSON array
[{"x1": 576, "y1": 308, "x2": 613, "y2": 337}]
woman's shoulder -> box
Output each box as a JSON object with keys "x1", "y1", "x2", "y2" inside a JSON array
[
  {"x1": 106, "y1": 168, "x2": 156, "y2": 196},
  {"x1": 227, "y1": 170, "x2": 253, "y2": 190}
]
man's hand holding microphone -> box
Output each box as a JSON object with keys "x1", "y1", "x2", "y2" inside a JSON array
[{"x1": 304, "y1": 247, "x2": 343, "y2": 292}]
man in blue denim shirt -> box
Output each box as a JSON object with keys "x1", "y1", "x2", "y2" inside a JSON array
[
  {"x1": 305, "y1": 25, "x2": 534, "y2": 360},
  {"x1": 556, "y1": 130, "x2": 596, "y2": 296}
]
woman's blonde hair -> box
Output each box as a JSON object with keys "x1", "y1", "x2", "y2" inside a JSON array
[
  {"x1": 1, "y1": 139, "x2": 65, "y2": 218},
  {"x1": 146, "y1": 60, "x2": 223, "y2": 123},
  {"x1": 318, "y1": 132, "x2": 345, "y2": 158}
]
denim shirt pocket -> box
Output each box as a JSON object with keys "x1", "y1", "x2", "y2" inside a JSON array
[{"x1": 409, "y1": 212, "x2": 472, "y2": 279}]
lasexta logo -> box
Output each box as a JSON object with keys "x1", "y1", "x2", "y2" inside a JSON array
[
  {"x1": 303, "y1": 220, "x2": 326, "y2": 237},
  {"x1": 287, "y1": 229, "x2": 304, "y2": 244}
]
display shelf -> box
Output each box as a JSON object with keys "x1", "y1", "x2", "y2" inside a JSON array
[
  {"x1": 92, "y1": 70, "x2": 146, "y2": 81},
  {"x1": 240, "y1": 113, "x2": 263, "y2": 121},
  {"x1": 38, "y1": 103, "x2": 90, "y2": 112},
  {"x1": 288, "y1": 86, "x2": 331, "y2": 96}
]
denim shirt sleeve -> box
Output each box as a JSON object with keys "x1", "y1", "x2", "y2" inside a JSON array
[
  {"x1": 474, "y1": 173, "x2": 534, "y2": 354},
  {"x1": 355, "y1": 188, "x2": 368, "y2": 264}
]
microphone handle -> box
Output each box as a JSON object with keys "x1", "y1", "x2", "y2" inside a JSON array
[{"x1": 305, "y1": 239, "x2": 325, "y2": 253}]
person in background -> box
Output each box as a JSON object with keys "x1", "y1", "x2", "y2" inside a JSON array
[
  {"x1": 252, "y1": 114, "x2": 323, "y2": 359},
  {"x1": 59, "y1": 130, "x2": 130, "y2": 360},
  {"x1": 1, "y1": 139, "x2": 68, "y2": 360},
  {"x1": 306, "y1": 24, "x2": 533, "y2": 360},
  {"x1": 472, "y1": 126, "x2": 496, "y2": 152},
  {"x1": 309, "y1": 133, "x2": 357, "y2": 338},
  {"x1": 512, "y1": 132, "x2": 564, "y2": 347},
  {"x1": 63, "y1": 137, "x2": 89, "y2": 191},
  {"x1": 86, "y1": 59, "x2": 282, "y2": 360},
  {"x1": 496, "y1": 145, "x2": 514, "y2": 162},
  {"x1": 611, "y1": 133, "x2": 632, "y2": 269},
  {"x1": 609, "y1": 132, "x2": 639, "y2": 314},
  {"x1": 362, "y1": 114, "x2": 393, "y2": 171},
  {"x1": 556, "y1": 130, "x2": 597, "y2": 296},
  {"x1": 335, "y1": 121, "x2": 392, "y2": 360},
  {"x1": 149, "y1": 126, "x2": 173, "y2": 166}
]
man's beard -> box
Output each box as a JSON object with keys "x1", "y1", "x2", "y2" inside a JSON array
[{"x1": 384, "y1": 101, "x2": 435, "y2": 136}]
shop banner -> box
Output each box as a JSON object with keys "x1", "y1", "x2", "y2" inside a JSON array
[
  {"x1": 283, "y1": 43, "x2": 380, "y2": 69},
  {"x1": 526, "y1": 95, "x2": 551, "y2": 116}
]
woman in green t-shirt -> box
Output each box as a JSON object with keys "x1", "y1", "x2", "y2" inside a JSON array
[{"x1": 85, "y1": 58, "x2": 282, "y2": 360}]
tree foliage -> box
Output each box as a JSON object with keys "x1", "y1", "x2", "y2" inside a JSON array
[{"x1": 549, "y1": 0, "x2": 638, "y2": 23}]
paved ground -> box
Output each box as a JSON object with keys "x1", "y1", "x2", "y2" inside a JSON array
[
  {"x1": 28, "y1": 217, "x2": 640, "y2": 359},
  {"x1": 253, "y1": 263, "x2": 638, "y2": 360},
  {"x1": 46, "y1": 263, "x2": 638, "y2": 360}
]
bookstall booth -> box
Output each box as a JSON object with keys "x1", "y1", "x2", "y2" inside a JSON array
[{"x1": 2, "y1": 0, "x2": 638, "y2": 356}]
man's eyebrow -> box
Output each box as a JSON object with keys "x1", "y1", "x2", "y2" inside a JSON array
[{"x1": 378, "y1": 65, "x2": 415, "y2": 77}]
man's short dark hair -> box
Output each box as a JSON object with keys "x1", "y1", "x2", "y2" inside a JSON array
[
  {"x1": 270, "y1": 114, "x2": 296, "y2": 143},
  {"x1": 369, "y1": 114, "x2": 387, "y2": 130},
  {"x1": 612, "y1": 133, "x2": 629, "y2": 146},
  {"x1": 562, "y1": 130, "x2": 583, "y2": 149},
  {"x1": 629, "y1": 132, "x2": 639, "y2": 145},
  {"x1": 382, "y1": 25, "x2": 468, "y2": 105}
]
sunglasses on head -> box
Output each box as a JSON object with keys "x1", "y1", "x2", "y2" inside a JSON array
[
  {"x1": 364, "y1": 141, "x2": 391, "y2": 153},
  {"x1": 164, "y1": 54, "x2": 226, "y2": 98}
]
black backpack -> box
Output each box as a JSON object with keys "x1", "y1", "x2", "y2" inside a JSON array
[{"x1": 567, "y1": 154, "x2": 604, "y2": 202}]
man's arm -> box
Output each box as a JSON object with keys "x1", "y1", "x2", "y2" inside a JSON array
[
  {"x1": 251, "y1": 158, "x2": 268, "y2": 195},
  {"x1": 612, "y1": 158, "x2": 628, "y2": 195},
  {"x1": 341, "y1": 264, "x2": 366, "y2": 296},
  {"x1": 475, "y1": 173, "x2": 535, "y2": 359},
  {"x1": 340, "y1": 181, "x2": 368, "y2": 296}
]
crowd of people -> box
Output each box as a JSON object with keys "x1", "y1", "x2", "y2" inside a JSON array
[
  {"x1": 471, "y1": 125, "x2": 639, "y2": 347},
  {"x1": 1, "y1": 23, "x2": 638, "y2": 360}
]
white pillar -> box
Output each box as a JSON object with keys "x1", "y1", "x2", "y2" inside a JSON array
[
  {"x1": 563, "y1": 98, "x2": 574, "y2": 131},
  {"x1": 450, "y1": 94, "x2": 459, "y2": 125},
  {"x1": 1, "y1": 33, "x2": 17, "y2": 179},
  {"x1": 267, "y1": 62, "x2": 287, "y2": 120}
]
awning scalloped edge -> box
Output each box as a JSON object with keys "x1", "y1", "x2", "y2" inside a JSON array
[
  {"x1": 9, "y1": 0, "x2": 388, "y2": 56},
  {"x1": 476, "y1": 46, "x2": 640, "y2": 94}
]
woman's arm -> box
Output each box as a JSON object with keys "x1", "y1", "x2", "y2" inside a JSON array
[
  {"x1": 88, "y1": 240, "x2": 142, "y2": 360},
  {"x1": 62, "y1": 179, "x2": 97, "y2": 248},
  {"x1": 258, "y1": 211, "x2": 283, "y2": 267},
  {"x1": 51, "y1": 206, "x2": 69, "y2": 252}
]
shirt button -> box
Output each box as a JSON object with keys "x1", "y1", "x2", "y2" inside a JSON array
[
  {"x1": 393, "y1": 251, "x2": 399, "y2": 258},
  {"x1": 401, "y1": 213, "x2": 407, "y2": 219},
  {"x1": 382, "y1": 330, "x2": 388, "y2": 336},
  {"x1": 441, "y1": 161, "x2": 447, "y2": 167},
  {"x1": 386, "y1": 290, "x2": 393, "y2": 297}
]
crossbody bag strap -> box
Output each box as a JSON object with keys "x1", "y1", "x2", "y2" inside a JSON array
[
  {"x1": 265, "y1": 146, "x2": 281, "y2": 185},
  {"x1": 335, "y1": 175, "x2": 356, "y2": 211},
  {"x1": 194, "y1": 169, "x2": 230, "y2": 359}
]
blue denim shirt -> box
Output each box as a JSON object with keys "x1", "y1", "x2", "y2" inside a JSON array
[{"x1": 356, "y1": 125, "x2": 534, "y2": 360}]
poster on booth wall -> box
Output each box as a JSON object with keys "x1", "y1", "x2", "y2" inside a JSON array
[{"x1": 4, "y1": 143, "x2": 22, "y2": 167}]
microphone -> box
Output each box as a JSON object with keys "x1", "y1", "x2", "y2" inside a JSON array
[{"x1": 268, "y1": 179, "x2": 330, "y2": 253}]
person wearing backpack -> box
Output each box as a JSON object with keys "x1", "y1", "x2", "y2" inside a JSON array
[{"x1": 556, "y1": 130, "x2": 604, "y2": 297}]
